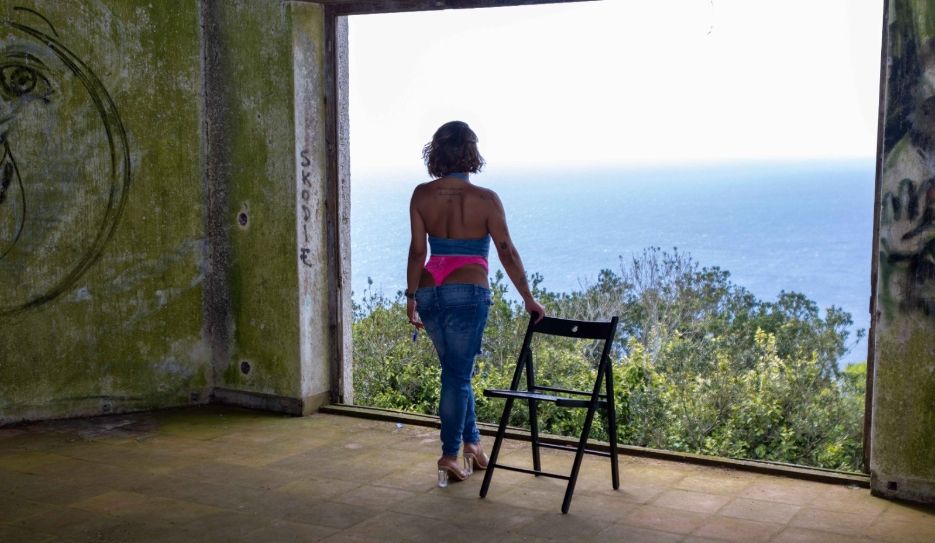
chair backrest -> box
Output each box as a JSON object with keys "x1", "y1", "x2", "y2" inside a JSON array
[
  {"x1": 532, "y1": 316, "x2": 618, "y2": 340},
  {"x1": 511, "y1": 315, "x2": 620, "y2": 393}
]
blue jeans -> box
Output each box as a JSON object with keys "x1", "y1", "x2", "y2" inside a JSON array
[{"x1": 415, "y1": 284, "x2": 492, "y2": 457}]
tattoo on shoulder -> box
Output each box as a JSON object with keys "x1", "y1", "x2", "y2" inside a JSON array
[{"x1": 499, "y1": 241, "x2": 509, "y2": 250}]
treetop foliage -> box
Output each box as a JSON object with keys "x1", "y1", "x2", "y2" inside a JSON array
[{"x1": 353, "y1": 247, "x2": 866, "y2": 472}]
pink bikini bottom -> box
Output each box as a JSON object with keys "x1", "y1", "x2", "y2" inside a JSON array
[{"x1": 424, "y1": 255, "x2": 489, "y2": 285}]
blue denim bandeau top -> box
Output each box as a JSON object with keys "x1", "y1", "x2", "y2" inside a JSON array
[{"x1": 428, "y1": 234, "x2": 491, "y2": 257}]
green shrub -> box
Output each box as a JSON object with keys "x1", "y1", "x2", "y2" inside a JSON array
[{"x1": 352, "y1": 249, "x2": 866, "y2": 472}]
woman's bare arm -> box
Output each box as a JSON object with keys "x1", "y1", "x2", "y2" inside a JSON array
[
  {"x1": 407, "y1": 188, "x2": 428, "y2": 327},
  {"x1": 486, "y1": 191, "x2": 546, "y2": 321}
]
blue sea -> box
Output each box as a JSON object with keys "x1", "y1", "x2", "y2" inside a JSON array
[{"x1": 351, "y1": 160, "x2": 875, "y2": 365}]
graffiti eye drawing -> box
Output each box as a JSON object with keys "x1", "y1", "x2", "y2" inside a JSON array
[
  {"x1": 0, "y1": 61, "x2": 52, "y2": 101},
  {"x1": 0, "y1": 7, "x2": 131, "y2": 316}
]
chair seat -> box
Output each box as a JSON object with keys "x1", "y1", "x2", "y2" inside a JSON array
[{"x1": 483, "y1": 388, "x2": 604, "y2": 408}]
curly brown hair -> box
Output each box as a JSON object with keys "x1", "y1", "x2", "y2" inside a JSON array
[{"x1": 422, "y1": 121, "x2": 485, "y2": 178}]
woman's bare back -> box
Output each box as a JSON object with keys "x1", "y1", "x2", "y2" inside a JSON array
[
  {"x1": 412, "y1": 178, "x2": 495, "y2": 239},
  {"x1": 411, "y1": 177, "x2": 498, "y2": 287}
]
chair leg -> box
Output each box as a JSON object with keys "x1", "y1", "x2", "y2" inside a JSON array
[
  {"x1": 561, "y1": 402, "x2": 600, "y2": 514},
  {"x1": 604, "y1": 365, "x2": 620, "y2": 490},
  {"x1": 525, "y1": 349, "x2": 541, "y2": 474},
  {"x1": 480, "y1": 396, "x2": 515, "y2": 498},
  {"x1": 528, "y1": 398, "x2": 541, "y2": 473}
]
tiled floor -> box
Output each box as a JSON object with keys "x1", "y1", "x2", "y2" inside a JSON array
[{"x1": 1, "y1": 406, "x2": 933, "y2": 542}]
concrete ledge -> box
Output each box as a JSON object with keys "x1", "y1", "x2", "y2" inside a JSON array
[
  {"x1": 211, "y1": 388, "x2": 305, "y2": 416},
  {"x1": 320, "y1": 403, "x2": 871, "y2": 488}
]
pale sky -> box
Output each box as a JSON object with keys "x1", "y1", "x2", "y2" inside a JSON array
[{"x1": 348, "y1": 0, "x2": 885, "y2": 176}]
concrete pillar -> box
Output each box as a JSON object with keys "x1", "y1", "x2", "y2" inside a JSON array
[
  {"x1": 203, "y1": 0, "x2": 333, "y2": 414},
  {"x1": 871, "y1": 0, "x2": 935, "y2": 504},
  {"x1": 291, "y1": 2, "x2": 336, "y2": 412}
]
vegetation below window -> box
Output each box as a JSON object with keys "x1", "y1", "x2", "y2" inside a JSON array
[{"x1": 352, "y1": 247, "x2": 866, "y2": 472}]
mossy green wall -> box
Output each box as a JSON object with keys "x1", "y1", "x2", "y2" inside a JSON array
[
  {"x1": 204, "y1": 1, "x2": 328, "y2": 403},
  {"x1": 228, "y1": 7, "x2": 299, "y2": 396},
  {"x1": 873, "y1": 0, "x2": 935, "y2": 503},
  {"x1": 0, "y1": 0, "x2": 208, "y2": 421},
  {"x1": 0, "y1": 0, "x2": 331, "y2": 423}
]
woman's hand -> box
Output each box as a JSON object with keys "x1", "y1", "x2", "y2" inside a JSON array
[
  {"x1": 525, "y1": 298, "x2": 546, "y2": 324},
  {"x1": 407, "y1": 298, "x2": 424, "y2": 329}
]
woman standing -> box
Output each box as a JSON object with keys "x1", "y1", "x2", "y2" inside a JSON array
[{"x1": 406, "y1": 121, "x2": 546, "y2": 483}]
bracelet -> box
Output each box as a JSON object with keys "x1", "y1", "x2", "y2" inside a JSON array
[{"x1": 405, "y1": 291, "x2": 415, "y2": 299}]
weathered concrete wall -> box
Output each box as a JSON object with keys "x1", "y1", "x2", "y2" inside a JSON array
[
  {"x1": 0, "y1": 0, "x2": 209, "y2": 422},
  {"x1": 203, "y1": 0, "x2": 331, "y2": 412},
  {"x1": 0, "y1": 0, "x2": 334, "y2": 422},
  {"x1": 336, "y1": 16, "x2": 354, "y2": 405},
  {"x1": 291, "y1": 3, "x2": 334, "y2": 411},
  {"x1": 872, "y1": 0, "x2": 935, "y2": 504}
]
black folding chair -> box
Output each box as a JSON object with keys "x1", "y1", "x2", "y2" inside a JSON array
[{"x1": 479, "y1": 315, "x2": 620, "y2": 514}]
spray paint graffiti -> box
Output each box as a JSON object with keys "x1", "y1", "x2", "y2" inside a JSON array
[
  {"x1": 880, "y1": 177, "x2": 935, "y2": 315},
  {"x1": 0, "y1": 7, "x2": 131, "y2": 315},
  {"x1": 299, "y1": 148, "x2": 314, "y2": 268},
  {"x1": 878, "y1": 1, "x2": 935, "y2": 318}
]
